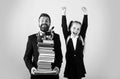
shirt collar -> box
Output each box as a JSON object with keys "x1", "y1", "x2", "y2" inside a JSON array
[
  {"x1": 70, "y1": 34, "x2": 79, "y2": 39},
  {"x1": 39, "y1": 30, "x2": 45, "y2": 36}
]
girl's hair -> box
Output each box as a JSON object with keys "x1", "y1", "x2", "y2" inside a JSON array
[{"x1": 68, "y1": 20, "x2": 82, "y2": 34}]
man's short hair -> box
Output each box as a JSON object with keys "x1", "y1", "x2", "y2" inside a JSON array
[{"x1": 38, "y1": 13, "x2": 51, "y2": 22}]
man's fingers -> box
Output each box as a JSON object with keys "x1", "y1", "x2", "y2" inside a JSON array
[
  {"x1": 31, "y1": 67, "x2": 37, "y2": 75},
  {"x1": 53, "y1": 67, "x2": 59, "y2": 74}
]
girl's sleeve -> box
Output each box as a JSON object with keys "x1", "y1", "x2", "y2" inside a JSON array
[
  {"x1": 80, "y1": 15, "x2": 88, "y2": 41},
  {"x1": 61, "y1": 15, "x2": 69, "y2": 40}
]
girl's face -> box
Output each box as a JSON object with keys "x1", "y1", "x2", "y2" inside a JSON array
[{"x1": 70, "y1": 23, "x2": 81, "y2": 36}]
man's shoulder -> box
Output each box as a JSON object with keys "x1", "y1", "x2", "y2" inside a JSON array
[
  {"x1": 53, "y1": 32, "x2": 60, "y2": 37},
  {"x1": 28, "y1": 33, "x2": 37, "y2": 39}
]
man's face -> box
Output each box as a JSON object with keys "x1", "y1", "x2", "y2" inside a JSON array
[
  {"x1": 39, "y1": 16, "x2": 50, "y2": 32},
  {"x1": 70, "y1": 23, "x2": 81, "y2": 36}
]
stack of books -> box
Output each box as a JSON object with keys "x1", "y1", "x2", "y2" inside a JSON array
[{"x1": 35, "y1": 39, "x2": 56, "y2": 75}]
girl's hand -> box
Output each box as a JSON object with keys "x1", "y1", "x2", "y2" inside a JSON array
[
  {"x1": 62, "y1": 7, "x2": 66, "y2": 15},
  {"x1": 82, "y1": 7, "x2": 87, "y2": 15}
]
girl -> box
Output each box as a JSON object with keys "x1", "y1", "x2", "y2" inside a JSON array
[{"x1": 61, "y1": 7, "x2": 88, "y2": 79}]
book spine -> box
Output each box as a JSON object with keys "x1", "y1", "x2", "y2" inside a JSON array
[
  {"x1": 37, "y1": 59, "x2": 54, "y2": 63},
  {"x1": 38, "y1": 49, "x2": 54, "y2": 54},
  {"x1": 37, "y1": 43, "x2": 54, "y2": 48},
  {"x1": 38, "y1": 47, "x2": 54, "y2": 50}
]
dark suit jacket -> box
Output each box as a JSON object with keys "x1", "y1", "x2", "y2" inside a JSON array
[
  {"x1": 24, "y1": 32, "x2": 63, "y2": 79},
  {"x1": 61, "y1": 15, "x2": 88, "y2": 78}
]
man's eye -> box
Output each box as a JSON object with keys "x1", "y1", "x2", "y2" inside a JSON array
[
  {"x1": 42, "y1": 20, "x2": 44, "y2": 22},
  {"x1": 73, "y1": 27, "x2": 76, "y2": 29},
  {"x1": 46, "y1": 20, "x2": 48, "y2": 22}
]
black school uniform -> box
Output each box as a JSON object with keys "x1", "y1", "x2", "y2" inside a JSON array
[{"x1": 61, "y1": 15, "x2": 88, "y2": 79}]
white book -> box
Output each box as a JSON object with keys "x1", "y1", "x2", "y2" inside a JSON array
[
  {"x1": 39, "y1": 47, "x2": 54, "y2": 50},
  {"x1": 43, "y1": 40, "x2": 54, "y2": 44},
  {"x1": 38, "y1": 59, "x2": 54, "y2": 63},
  {"x1": 34, "y1": 69, "x2": 57, "y2": 75},
  {"x1": 38, "y1": 49, "x2": 54, "y2": 53},
  {"x1": 39, "y1": 54, "x2": 55, "y2": 57}
]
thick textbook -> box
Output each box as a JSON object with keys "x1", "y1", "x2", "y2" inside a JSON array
[
  {"x1": 34, "y1": 69, "x2": 57, "y2": 75},
  {"x1": 36, "y1": 36, "x2": 55, "y2": 75}
]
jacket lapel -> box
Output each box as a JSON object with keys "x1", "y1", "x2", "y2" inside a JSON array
[{"x1": 69, "y1": 38, "x2": 75, "y2": 51}]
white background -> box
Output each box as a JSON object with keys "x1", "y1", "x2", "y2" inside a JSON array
[{"x1": 0, "y1": 0, "x2": 120, "y2": 79}]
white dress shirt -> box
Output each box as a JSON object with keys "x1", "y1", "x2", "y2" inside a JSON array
[{"x1": 71, "y1": 35, "x2": 78, "y2": 50}]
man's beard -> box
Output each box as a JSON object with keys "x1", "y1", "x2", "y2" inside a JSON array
[{"x1": 40, "y1": 24, "x2": 49, "y2": 32}]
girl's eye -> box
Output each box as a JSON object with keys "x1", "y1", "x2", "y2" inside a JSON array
[
  {"x1": 73, "y1": 27, "x2": 76, "y2": 29},
  {"x1": 45, "y1": 20, "x2": 48, "y2": 22},
  {"x1": 77, "y1": 28, "x2": 80, "y2": 30}
]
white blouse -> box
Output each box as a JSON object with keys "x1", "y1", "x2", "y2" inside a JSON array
[
  {"x1": 66, "y1": 35, "x2": 84, "y2": 50},
  {"x1": 71, "y1": 35, "x2": 78, "y2": 50}
]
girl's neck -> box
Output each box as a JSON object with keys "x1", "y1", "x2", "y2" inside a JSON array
[{"x1": 71, "y1": 34, "x2": 78, "y2": 38}]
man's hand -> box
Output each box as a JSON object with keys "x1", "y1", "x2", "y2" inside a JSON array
[
  {"x1": 31, "y1": 67, "x2": 37, "y2": 75},
  {"x1": 62, "y1": 7, "x2": 66, "y2": 15},
  {"x1": 82, "y1": 7, "x2": 87, "y2": 15},
  {"x1": 53, "y1": 67, "x2": 59, "y2": 75}
]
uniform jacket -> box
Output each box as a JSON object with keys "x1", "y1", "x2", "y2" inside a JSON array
[{"x1": 62, "y1": 15, "x2": 88, "y2": 78}]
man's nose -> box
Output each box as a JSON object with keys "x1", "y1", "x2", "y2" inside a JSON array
[
  {"x1": 43, "y1": 22, "x2": 46, "y2": 24},
  {"x1": 42, "y1": 21, "x2": 47, "y2": 24}
]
